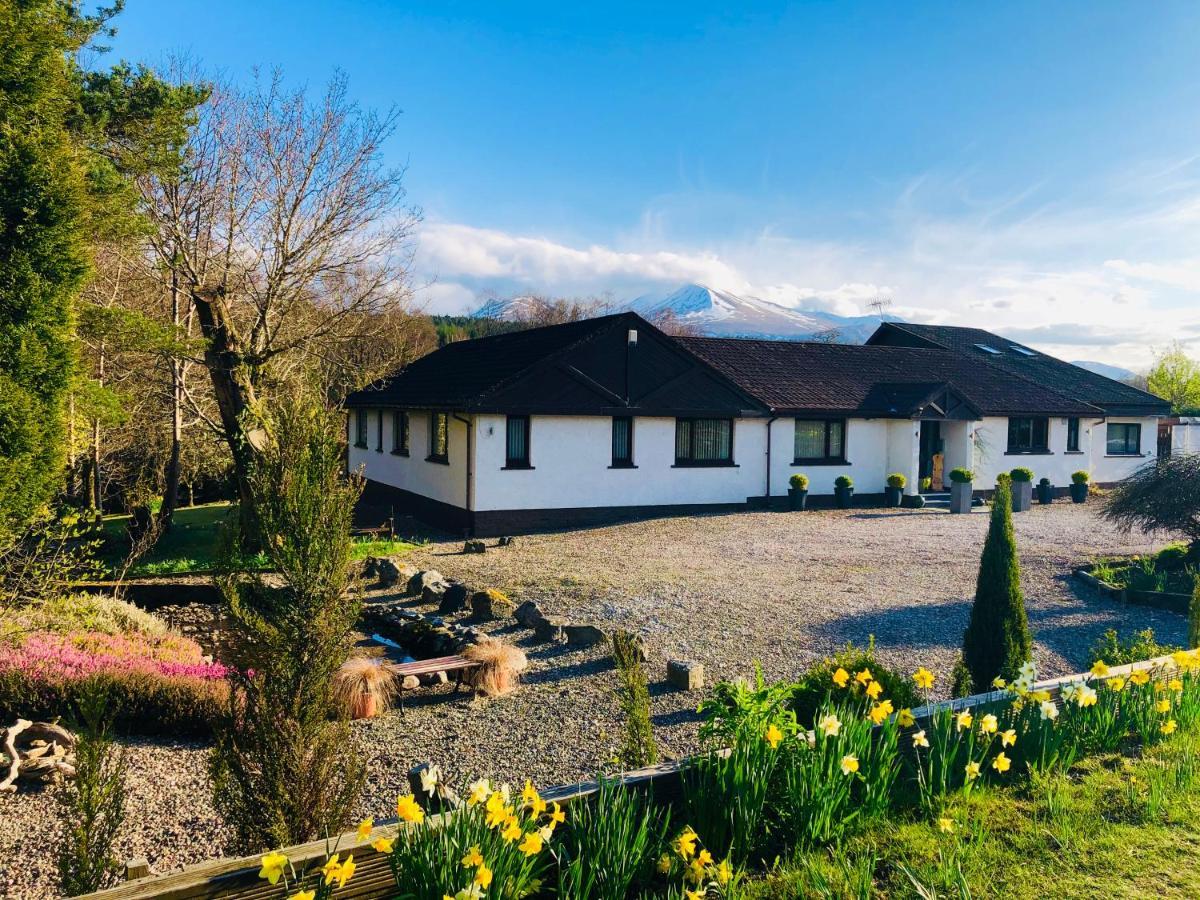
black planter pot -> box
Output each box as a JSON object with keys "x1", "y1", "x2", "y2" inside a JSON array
[
  {"x1": 884, "y1": 486, "x2": 903, "y2": 507},
  {"x1": 1037, "y1": 482, "x2": 1054, "y2": 505},
  {"x1": 835, "y1": 486, "x2": 854, "y2": 509},
  {"x1": 1070, "y1": 482, "x2": 1089, "y2": 503},
  {"x1": 788, "y1": 488, "x2": 809, "y2": 511}
]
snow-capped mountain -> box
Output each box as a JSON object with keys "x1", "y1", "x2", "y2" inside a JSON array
[
  {"x1": 1070, "y1": 360, "x2": 1137, "y2": 382},
  {"x1": 472, "y1": 284, "x2": 884, "y2": 343}
]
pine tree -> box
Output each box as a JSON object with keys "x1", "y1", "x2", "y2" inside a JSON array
[{"x1": 962, "y1": 478, "x2": 1032, "y2": 692}]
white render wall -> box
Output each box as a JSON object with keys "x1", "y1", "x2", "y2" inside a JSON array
[
  {"x1": 347, "y1": 409, "x2": 470, "y2": 509},
  {"x1": 768, "y1": 417, "x2": 894, "y2": 496}
]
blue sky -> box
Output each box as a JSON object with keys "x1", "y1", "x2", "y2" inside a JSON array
[{"x1": 108, "y1": 1, "x2": 1200, "y2": 365}]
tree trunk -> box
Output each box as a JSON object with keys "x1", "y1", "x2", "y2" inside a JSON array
[
  {"x1": 159, "y1": 273, "x2": 184, "y2": 532},
  {"x1": 90, "y1": 343, "x2": 104, "y2": 517}
]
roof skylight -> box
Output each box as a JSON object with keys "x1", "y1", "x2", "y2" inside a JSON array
[
  {"x1": 1010, "y1": 346, "x2": 1036, "y2": 357},
  {"x1": 973, "y1": 343, "x2": 1001, "y2": 354}
]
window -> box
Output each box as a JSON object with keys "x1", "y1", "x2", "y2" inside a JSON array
[
  {"x1": 674, "y1": 418, "x2": 733, "y2": 466},
  {"x1": 974, "y1": 343, "x2": 1001, "y2": 355},
  {"x1": 1010, "y1": 346, "x2": 1036, "y2": 357},
  {"x1": 611, "y1": 416, "x2": 634, "y2": 467},
  {"x1": 1066, "y1": 417, "x2": 1080, "y2": 452},
  {"x1": 391, "y1": 411, "x2": 409, "y2": 455},
  {"x1": 428, "y1": 411, "x2": 449, "y2": 463},
  {"x1": 375, "y1": 410, "x2": 384, "y2": 452},
  {"x1": 505, "y1": 415, "x2": 531, "y2": 468},
  {"x1": 1107, "y1": 422, "x2": 1142, "y2": 456},
  {"x1": 354, "y1": 409, "x2": 368, "y2": 447},
  {"x1": 1007, "y1": 417, "x2": 1049, "y2": 453},
  {"x1": 793, "y1": 419, "x2": 846, "y2": 463}
]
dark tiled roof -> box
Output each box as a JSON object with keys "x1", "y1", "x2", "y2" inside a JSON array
[
  {"x1": 345, "y1": 315, "x2": 622, "y2": 409},
  {"x1": 869, "y1": 323, "x2": 1169, "y2": 416},
  {"x1": 676, "y1": 337, "x2": 1099, "y2": 417}
]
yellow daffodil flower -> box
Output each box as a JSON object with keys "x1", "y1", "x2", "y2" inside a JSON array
[
  {"x1": 1032, "y1": 689, "x2": 1051, "y2": 702},
  {"x1": 475, "y1": 863, "x2": 493, "y2": 888},
  {"x1": 518, "y1": 831, "x2": 544, "y2": 856},
  {"x1": 913, "y1": 667, "x2": 935, "y2": 690},
  {"x1": 819, "y1": 713, "x2": 842, "y2": 737},
  {"x1": 502, "y1": 817, "x2": 522, "y2": 843},
  {"x1": 485, "y1": 791, "x2": 507, "y2": 815},
  {"x1": 912, "y1": 729, "x2": 929, "y2": 748},
  {"x1": 657, "y1": 854, "x2": 672, "y2": 874},
  {"x1": 356, "y1": 818, "x2": 373, "y2": 841},
  {"x1": 980, "y1": 713, "x2": 998, "y2": 734},
  {"x1": 991, "y1": 676, "x2": 1006, "y2": 689},
  {"x1": 321, "y1": 854, "x2": 341, "y2": 885},
  {"x1": 538, "y1": 824, "x2": 555, "y2": 841},
  {"x1": 855, "y1": 668, "x2": 873, "y2": 685},
  {"x1": 1157, "y1": 698, "x2": 1172, "y2": 714},
  {"x1": 371, "y1": 836, "x2": 395, "y2": 854},
  {"x1": 1040, "y1": 699, "x2": 1059, "y2": 721},
  {"x1": 687, "y1": 858, "x2": 706, "y2": 883},
  {"x1": 1091, "y1": 660, "x2": 1110, "y2": 677},
  {"x1": 521, "y1": 780, "x2": 540, "y2": 808},
  {"x1": 548, "y1": 801, "x2": 566, "y2": 825},
  {"x1": 832, "y1": 667, "x2": 850, "y2": 688},
  {"x1": 717, "y1": 858, "x2": 733, "y2": 886},
  {"x1": 686, "y1": 891, "x2": 704, "y2": 900},
  {"x1": 1162, "y1": 719, "x2": 1178, "y2": 735},
  {"x1": 840, "y1": 754, "x2": 859, "y2": 775},
  {"x1": 956, "y1": 709, "x2": 973, "y2": 731},
  {"x1": 485, "y1": 803, "x2": 509, "y2": 829},
  {"x1": 396, "y1": 794, "x2": 425, "y2": 824},
  {"x1": 865, "y1": 680, "x2": 882, "y2": 699},
  {"x1": 1075, "y1": 685, "x2": 1098, "y2": 707},
  {"x1": 1169, "y1": 678, "x2": 1184, "y2": 693},
  {"x1": 765, "y1": 723, "x2": 783, "y2": 748},
  {"x1": 938, "y1": 817, "x2": 954, "y2": 833},
  {"x1": 1106, "y1": 677, "x2": 1126, "y2": 692},
  {"x1": 1129, "y1": 670, "x2": 1150, "y2": 686},
  {"x1": 992, "y1": 752, "x2": 1012, "y2": 773},
  {"x1": 258, "y1": 851, "x2": 288, "y2": 885},
  {"x1": 898, "y1": 708, "x2": 916, "y2": 728},
  {"x1": 697, "y1": 848, "x2": 713, "y2": 866},
  {"x1": 676, "y1": 828, "x2": 698, "y2": 859},
  {"x1": 334, "y1": 855, "x2": 355, "y2": 889},
  {"x1": 462, "y1": 846, "x2": 484, "y2": 868},
  {"x1": 965, "y1": 761, "x2": 981, "y2": 781},
  {"x1": 1000, "y1": 729, "x2": 1017, "y2": 747},
  {"x1": 467, "y1": 779, "x2": 490, "y2": 806},
  {"x1": 529, "y1": 794, "x2": 547, "y2": 818},
  {"x1": 288, "y1": 891, "x2": 315, "y2": 900}
]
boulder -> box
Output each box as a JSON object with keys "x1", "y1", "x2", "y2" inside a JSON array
[
  {"x1": 420, "y1": 670, "x2": 449, "y2": 686},
  {"x1": 438, "y1": 582, "x2": 470, "y2": 615},
  {"x1": 564, "y1": 623, "x2": 606, "y2": 647},
  {"x1": 513, "y1": 600, "x2": 544, "y2": 628},
  {"x1": 463, "y1": 539, "x2": 487, "y2": 554},
  {"x1": 422, "y1": 581, "x2": 449, "y2": 605},
  {"x1": 533, "y1": 614, "x2": 567, "y2": 643},
  {"x1": 376, "y1": 558, "x2": 403, "y2": 588},
  {"x1": 408, "y1": 569, "x2": 448, "y2": 596},
  {"x1": 497, "y1": 536, "x2": 515, "y2": 547},
  {"x1": 667, "y1": 659, "x2": 705, "y2": 692},
  {"x1": 471, "y1": 588, "x2": 515, "y2": 620},
  {"x1": 400, "y1": 675, "x2": 421, "y2": 691}
]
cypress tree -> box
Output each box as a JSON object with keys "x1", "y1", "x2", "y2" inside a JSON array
[{"x1": 962, "y1": 477, "x2": 1032, "y2": 692}]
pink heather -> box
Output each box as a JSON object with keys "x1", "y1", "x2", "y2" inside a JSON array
[{"x1": 1, "y1": 631, "x2": 233, "y2": 681}]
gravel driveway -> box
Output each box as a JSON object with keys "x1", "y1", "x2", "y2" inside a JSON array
[{"x1": 1, "y1": 503, "x2": 1183, "y2": 899}]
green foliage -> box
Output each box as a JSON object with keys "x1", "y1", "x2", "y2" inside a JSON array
[
  {"x1": 949, "y1": 468, "x2": 974, "y2": 484},
  {"x1": 430, "y1": 314, "x2": 521, "y2": 346},
  {"x1": 1071, "y1": 470, "x2": 1090, "y2": 484},
  {"x1": 557, "y1": 777, "x2": 670, "y2": 900},
  {"x1": 56, "y1": 682, "x2": 127, "y2": 896},
  {"x1": 1089, "y1": 629, "x2": 1181, "y2": 668},
  {"x1": 611, "y1": 630, "x2": 658, "y2": 769},
  {"x1": 1039, "y1": 477, "x2": 1051, "y2": 486},
  {"x1": 209, "y1": 395, "x2": 366, "y2": 851},
  {"x1": 950, "y1": 654, "x2": 972, "y2": 698},
  {"x1": 835, "y1": 475, "x2": 854, "y2": 489},
  {"x1": 1191, "y1": 582, "x2": 1200, "y2": 651},
  {"x1": 886, "y1": 472, "x2": 907, "y2": 489},
  {"x1": 1147, "y1": 342, "x2": 1200, "y2": 413},
  {"x1": 1009, "y1": 467, "x2": 1034, "y2": 482},
  {"x1": 789, "y1": 473, "x2": 809, "y2": 490},
  {"x1": 962, "y1": 479, "x2": 1031, "y2": 692},
  {"x1": 1157, "y1": 542, "x2": 1193, "y2": 570},
  {"x1": 1104, "y1": 454, "x2": 1200, "y2": 552},
  {"x1": 3, "y1": 591, "x2": 167, "y2": 640}
]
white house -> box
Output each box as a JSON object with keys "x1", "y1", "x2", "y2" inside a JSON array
[{"x1": 345, "y1": 313, "x2": 1169, "y2": 535}]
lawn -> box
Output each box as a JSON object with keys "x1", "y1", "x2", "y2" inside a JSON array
[{"x1": 100, "y1": 502, "x2": 417, "y2": 576}]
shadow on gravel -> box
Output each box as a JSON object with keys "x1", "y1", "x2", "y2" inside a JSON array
[
  {"x1": 812, "y1": 598, "x2": 973, "y2": 649},
  {"x1": 521, "y1": 657, "x2": 614, "y2": 687}
]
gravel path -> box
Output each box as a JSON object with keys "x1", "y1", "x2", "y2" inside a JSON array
[{"x1": 0, "y1": 504, "x2": 1183, "y2": 899}]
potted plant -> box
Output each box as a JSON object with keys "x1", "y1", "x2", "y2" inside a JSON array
[
  {"x1": 1010, "y1": 467, "x2": 1034, "y2": 512},
  {"x1": 1037, "y1": 476, "x2": 1054, "y2": 505},
  {"x1": 948, "y1": 467, "x2": 974, "y2": 514},
  {"x1": 1070, "y1": 470, "x2": 1090, "y2": 503},
  {"x1": 920, "y1": 476, "x2": 932, "y2": 492},
  {"x1": 333, "y1": 656, "x2": 397, "y2": 719},
  {"x1": 788, "y1": 473, "x2": 809, "y2": 511},
  {"x1": 885, "y1": 472, "x2": 906, "y2": 507},
  {"x1": 834, "y1": 474, "x2": 854, "y2": 509}
]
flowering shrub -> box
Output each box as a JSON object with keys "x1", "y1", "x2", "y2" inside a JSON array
[{"x1": 2, "y1": 631, "x2": 232, "y2": 680}]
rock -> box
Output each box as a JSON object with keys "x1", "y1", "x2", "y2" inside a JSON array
[
  {"x1": 564, "y1": 624, "x2": 606, "y2": 647},
  {"x1": 471, "y1": 588, "x2": 515, "y2": 620},
  {"x1": 533, "y1": 614, "x2": 566, "y2": 643},
  {"x1": 497, "y1": 536, "x2": 515, "y2": 547},
  {"x1": 463, "y1": 539, "x2": 487, "y2": 554},
  {"x1": 408, "y1": 570, "x2": 448, "y2": 596},
  {"x1": 401, "y1": 675, "x2": 421, "y2": 691},
  {"x1": 513, "y1": 600, "x2": 544, "y2": 628},
  {"x1": 361, "y1": 556, "x2": 380, "y2": 579},
  {"x1": 438, "y1": 582, "x2": 470, "y2": 614},
  {"x1": 420, "y1": 670, "x2": 449, "y2": 686},
  {"x1": 667, "y1": 659, "x2": 705, "y2": 691},
  {"x1": 422, "y1": 582, "x2": 449, "y2": 605},
  {"x1": 376, "y1": 558, "x2": 403, "y2": 588}
]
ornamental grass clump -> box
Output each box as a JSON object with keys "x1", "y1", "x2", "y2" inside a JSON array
[
  {"x1": 462, "y1": 636, "x2": 528, "y2": 698},
  {"x1": 331, "y1": 655, "x2": 397, "y2": 719}
]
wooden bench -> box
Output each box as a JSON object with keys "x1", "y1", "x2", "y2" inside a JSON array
[
  {"x1": 393, "y1": 655, "x2": 480, "y2": 712},
  {"x1": 351, "y1": 518, "x2": 395, "y2": 541}
]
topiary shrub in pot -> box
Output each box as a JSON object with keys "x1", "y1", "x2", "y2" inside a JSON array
[
  {"x1": 1070, "y1": 470, "x2": 1090, "y2": 503},
  {"x1": 1010, "y1": 467, "x2": 1034, "y2": 512},
  {"x1": 834, "y1": 474, "x2": 854, "y2": 509},
  {"x1": 1037, "y1": 476, "x2": 1054, "y2": 505},
  {"x1": 788, "y1": 473, "x2": 809, "y2": 511},
  {"x1": 884, "y1": 472, "x2": 906, "y2": 507},
  {"x1": 948, "y1": 467, "x2": 974, "y2": 514}
]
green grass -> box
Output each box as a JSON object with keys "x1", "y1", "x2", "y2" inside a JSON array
[
  {"x1": 746, "y1": 734, "x2": 1200, "y2": 899},
  {"x1": 99, "y1": 502, "x2": 417, "y2": 576}
]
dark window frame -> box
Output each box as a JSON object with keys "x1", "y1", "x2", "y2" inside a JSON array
[
  {"x1": 504, "y1": 415, "x2": 532, "y2": 469},
  {"x1": 353, "y1": 409, "x2": 368, "y2": 448},
  {"x1": 1066, "y1": 417, "x2": 1081, "y2": 453},
  {"x1": 792, "y1": 418, "x2": 848, "y2": 465},
  {"x1": 611, "y1": 416, "x2": 635, "y2": 468},
  {"x1": 1106, "y1": 422, "x2": 1142, "y2": 456},
  {"x1": 375, "y1": 409, "x2": 384, "y2": 452},
  {"x1": 673, "y1": 417, "x2": 736, "y2": 467},
  {"x1": 1006, "y1": 416, "x2": 1050, "y2": 454},
  {"x1": 391, "y1": 410, "x2": 409, "y2": 456},
  {"x1": 427, "y1": 411, "x2": 449, "y2": 464}
]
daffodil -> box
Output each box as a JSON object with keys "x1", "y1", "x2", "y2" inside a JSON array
[
  {"x1": 832, "y1": 667, "x2": 850, "y2": 688},
  {"x1": 819, "y1": 713, "x2": 842, "y2": 737},
  {"x1": 451, "y1": 887, "x2": 484, "y2": 900},
  {"x1": 898, "y1": 708, "x2": 916, "y2": 728},
  {"x1": 840, "y1": 754, "x2": 859, "y2": 775},
  {"x1": 716, "y1": 859, "x2": 733, "y2": 886},
  {"x1": 992, "y1": 752, "x2": 1012, "y2": 773},
  {"x1": 1162, "y1": 719, "x2": 1178, "y2": 735},
  {"x1": 548, "y1": 801, "x2": 566, "y2": 826},
  {"x1": 865, "y1": 680, "x2": 883, "y2": 699},
  {"x1": 980, "y1": 713, "x2": 998, "y2": 734},
  {"x1": 855, "y1": 668, "x2": 873, "y2": 685},
  {"x1": 258, "y1": 851, "x2": 288, "y2": 885},
  {"x1": 356, "y1": 818, "x2": 373, "y2": 841},
  {"x1": 956, "y1": 709, "x2": 973, "y2": 731},
  {"x1": 1129, "y1": 670, "x2": 1150, "y2": 686},
  {"x1": 419, "y1": 765, "x2": 441, "y2": 795},
  {"x1": 502, "y1": 816, "x2": 522, "y2": 843},
  {"x1": 685, "y1": 891, "x2": 704, "y2": 900},
  {"x1": 1074, "y1": 684, "x2": 1098, "y2": 707},
  {"x1": 288, "y1": 892, "x2": 315, "y2": 900},
  {"x1": 765, "y1": 723, "x2": 783, "y2": 748},
  {"x1": 965, "y1": 761, "x2": 981, "y2": 781},
  {"x1": 992, "y1": 676, "x2": 1007, "y2": 689},
  {"x1": 687, "y1": 858, "x2": 706, "y2": 883},
  {"x1": 913, "y1": 667, "x2": 935, "y2": 690},
  {"x1": 462, "y1": 846, "x2": 484, "y2": 868},
  {"x1": 1040, "y1": 699, "x2": 1059, "y2": 721},
  {"x1": 518, "y1": 831, "x2": 544, "y2": 856},
  {"x1": 372, "y1": 836, "x2": 395, "y2": 854},
  {"x1": 396, "y1": 794, "x2": 425, "y2": 824},
  {"x1": 467, "y1": 779, "x2": 491, "y2": 806},
  {"x1": 1032, "y1": 689, "x2": 1052, "y2": 702},
  {"x1": 485, "y1": 802, "x2": 510, "y2": 829},
  {"x1": 1000, "y1": 728, "x2": 1017, "y2": 747},
  {"x1": 521, "y1": 779, "x2": 540, "y2": 809},
  {"x1": 657, "y1": 854, "x2": 672, "y2": 874},
  {"x1": 474, "y1": 863, "x2": 493, "y2": 889},
  {"x1": 676, "y1": 827, "x2": 698, "y2": 859},
  {"x1": 1169, "y1": 678, "x2": 1184, "y2": 693},
  {"x1": 869, "y1": 701, "x2": 891, "y2": 725},
  {"x1": 1091, "y1": 660, "x2": 1110, "y2": 677},
  {"x1": 912, "y1": 729, "x2": 929, "y2": 748},
  {"x1": 323, "y1": 853, "x2": 355, "y2": 889},
  {"x1": 1106, "y1": 677, "x2": 1126, "y2": 692},
  {"x1": 938, "y1": 817, "x2": 954, "y2": 833},
  {"x1": 321, "y1": 854, "x2": 342, "y2": 885},
  {"x1": 1156, "y1": 698, "x2": 1172, "y2": 714}
]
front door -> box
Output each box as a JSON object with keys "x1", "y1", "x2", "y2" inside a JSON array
[{"x1": 919, "y1": 421, "x2": 943, "y2": 489}]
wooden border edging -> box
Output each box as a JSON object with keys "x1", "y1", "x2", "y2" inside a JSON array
[
  {"x1": 83, "y1": 653, "x2": 1185, "y2": 900},
  {"x1": 1073, "y1": 566, "x2": 1191, "y2": 615}
]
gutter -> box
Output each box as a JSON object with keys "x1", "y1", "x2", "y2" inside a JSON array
[{"x1": 452, "y1": 413, "x2": 474, "y2": 536}]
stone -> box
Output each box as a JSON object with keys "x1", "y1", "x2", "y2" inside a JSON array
[
  {"x1": 438, "y1": 582, "x2": 470, "y2": 614},
  {"x1": 513, "y1": 600, "x2": 544, "y2": 628},
  {"x1": 361, "y1": 556, "x2": 380, "y2": 579},
  {"x1": 408, "y1": 569, "x2": 448, "y2": 596},
  {"x1": 564, "y1": 623, "x2": 606, "y2": 647},
  {"x1": 497, "y1": 535, "x2": 515, "y2": 547},
  {"x1": 463, "y1": 539, "x2": 487, "y2": 554},
  {"x1": 376, "y1": 557, "x2": 403, "y2": 588},
  {"x1": 401, "y1": 675, "x2": 421, "y2": 691},
  {"x1": 422, "y1": 582, "x2": 449, "y2": 605},
  {"x1": 420, "y1": 670, "x2": 449, "y2": 686},
  {"x1": 471, "y1": 588, "x2": 515, "y2": 620},
  {"x1": 533, "y1": 614, "x2": 566, "y2": 643},
  {"x1": 667, "y1": 659, "x2": 705, "y2": 691}
]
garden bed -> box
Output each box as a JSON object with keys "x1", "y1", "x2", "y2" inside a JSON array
[{"x1": 1074, "y1": 552, "x2": 1194, "y2": 615}]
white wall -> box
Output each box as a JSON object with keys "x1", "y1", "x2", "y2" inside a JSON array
[
  {"x1": 1175, "y1": 420, "x2": 1200, "y2": 455},
  {"x1": 347, "y1": 409, "x2": 470, "y2": 508},
  {"x1": 768, "y1": 418, "x2": 893, "y2": 496},
  {"x1": 1091, "y1": 416, "x2": 1157, "y2": 483}
]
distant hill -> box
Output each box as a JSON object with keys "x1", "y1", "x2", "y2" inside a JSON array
[{"x1": 1070, "y1": 360, "x2": 1137, "y2": 382}]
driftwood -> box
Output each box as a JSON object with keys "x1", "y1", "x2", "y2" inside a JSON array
[{"x1": 0, "y1": 719, "x2": 77, "y2": 791}]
